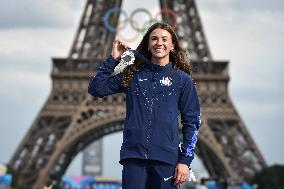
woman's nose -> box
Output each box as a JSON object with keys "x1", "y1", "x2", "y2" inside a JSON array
[{"x1": 157, "y1": 39, "x2": 163, "y2": 45}]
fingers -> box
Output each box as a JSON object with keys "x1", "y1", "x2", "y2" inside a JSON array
[
  {"x1": 112, "y1": 38, "x2": 129, "y2": 60},
  {"x1": 174, "y1": 175, "x2": 187, "y2": 187},
  {"x1": 174, "y1": 172, "x2": 181, "y2": 186},
  {"x1": 174, "y1": 165, "x2": 189, "y2": 186},
  {"x1": 113, "y1": 38, "x2": 128, "y2": 49},
  {"x1": 174, "y1": 168, "x2": 182, "y2": 186},
  {"x1": 174, "y1": 166, "x2": 178, "y2": 180}
]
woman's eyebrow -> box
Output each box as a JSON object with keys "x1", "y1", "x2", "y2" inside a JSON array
[{"x1": 150, "y1": 35, "x2": 169, "y2": 38}]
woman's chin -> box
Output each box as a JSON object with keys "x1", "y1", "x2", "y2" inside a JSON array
[{"x1": 152, "y1": 53, "x2": 168, "y2": 59}]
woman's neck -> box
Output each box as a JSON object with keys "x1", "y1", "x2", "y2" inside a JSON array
[{"x1": 151, "y1": 56, "x2": 169, "y2": 66}]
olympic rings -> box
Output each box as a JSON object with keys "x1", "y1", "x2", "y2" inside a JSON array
[
  {"x1": 129, "y1": 8, "x2": 153, "y2": 32},
  {"x1": 103, "y1": 7, "x2": 178, "y2": 35},
  {"x1": 117, "y1": 19, "x2": 141, "y2": 43},
  {"x1": 103, "y1": 7, "x2": 128, "y2": 33},
  {"x1": 155, "y1": 7, "x2": 178, "y2": 30}
]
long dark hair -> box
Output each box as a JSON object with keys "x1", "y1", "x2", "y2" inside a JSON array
[{"x1": 121, "y1": 22, "x2": 192, "y2": 88}]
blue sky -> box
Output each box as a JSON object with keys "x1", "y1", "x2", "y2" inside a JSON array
[{"x1": 0, "y1": 0, "x2": 283, "y2": 178}]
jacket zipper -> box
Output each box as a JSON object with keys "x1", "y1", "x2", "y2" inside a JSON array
[{"x1": 145, "y1": 71, "x2": 158, "y2": 159}]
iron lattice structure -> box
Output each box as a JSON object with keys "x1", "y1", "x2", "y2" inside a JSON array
[{"x1": 9, "y1": 0, "x2": 266, "y2": 188}]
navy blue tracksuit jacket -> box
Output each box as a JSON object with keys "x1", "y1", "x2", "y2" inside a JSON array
[{"x1": 88, "y1": 55, "x2": 201, "y2": 167}]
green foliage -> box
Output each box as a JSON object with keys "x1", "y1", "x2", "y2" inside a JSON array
[{"x1": 252, "y1": 164, "x2": 284, "y2": 189}]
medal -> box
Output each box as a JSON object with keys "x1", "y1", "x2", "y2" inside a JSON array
[{"x1": 120, "y1": 49, "x2": 135, "y2": 66}]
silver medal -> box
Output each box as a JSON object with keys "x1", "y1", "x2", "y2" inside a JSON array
[
  {"x1": 114, "y1": 49, "x2": 136, "y2": 74},
  {"x1": 120, "y1": 49, "x2": 135, "y2": 66}
]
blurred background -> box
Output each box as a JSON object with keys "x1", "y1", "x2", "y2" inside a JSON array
[{"x1": 0, "y1": 0, "x2": 283, "y2": 188}]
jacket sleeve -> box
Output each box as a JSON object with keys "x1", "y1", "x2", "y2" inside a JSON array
[
  {"x1": 178, "y1": 75, "x2": 201, "y2": 167},
  {"x1": 88, "y1": 55, "x2": 124, "y2": 98}
]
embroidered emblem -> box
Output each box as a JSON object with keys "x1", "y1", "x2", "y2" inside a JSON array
[{"x1": 160, "y1": 77, "x2": 172, "y2": 86}]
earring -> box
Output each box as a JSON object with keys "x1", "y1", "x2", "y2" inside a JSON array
[{"x1": 170, "y1": 49, "x2": 174, "y2": 52}]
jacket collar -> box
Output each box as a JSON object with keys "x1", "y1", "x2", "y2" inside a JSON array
[{"x1": 146, "y1": 61, "x2": 173, "y2": 72}]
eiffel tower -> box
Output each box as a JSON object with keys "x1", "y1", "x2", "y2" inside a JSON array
[{"x1": 9, "y1": 0, "x2": 266, "y2": 188}]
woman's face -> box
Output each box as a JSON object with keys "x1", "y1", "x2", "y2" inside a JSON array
[{"x1": 148, "y1": 28, "x2": 174, "y2": 63}]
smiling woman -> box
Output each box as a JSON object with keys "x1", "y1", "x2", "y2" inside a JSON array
[
  {"x1": 120, "y1": 23, "x2": 192, "y2": 88},
  {"x1": 88, "y1": 22, "x2": 201, "y2": 189},
  {"x1": 148, "y1": 28, "x2": 174, "y2": 65}
]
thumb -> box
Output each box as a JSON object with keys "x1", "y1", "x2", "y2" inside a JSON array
[{"x1": 174, "y1": 166, "x2": 178, "y2": 179}]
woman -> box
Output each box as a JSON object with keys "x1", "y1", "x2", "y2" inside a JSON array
[{"x1": 88, "y1": 22, "x2": 201, "y2": 189}]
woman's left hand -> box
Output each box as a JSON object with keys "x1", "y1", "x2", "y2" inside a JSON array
[{"x1": 173, "y1": 163, "x2": 189, "y2": 187}]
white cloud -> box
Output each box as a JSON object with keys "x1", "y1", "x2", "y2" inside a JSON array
[
  {"x1": 197, "y1": 0, "x2": 284, "y2": 13},
  {"x1": 197, "y1": 1, "x2": 284, "y2": 87},
  {"x1": 0, "y1": 0, "x2": 83, "y2": 29},
  {"x1": 0, "y1": 28, "x2": 75, "y2": 56},
  {"x1": 0, "y1": 70, "x2": 50, "y2": 101}
]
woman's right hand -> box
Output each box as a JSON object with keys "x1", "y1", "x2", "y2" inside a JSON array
[{"x1": 111, "y1": 38, "x2": 129, "y2": 60}]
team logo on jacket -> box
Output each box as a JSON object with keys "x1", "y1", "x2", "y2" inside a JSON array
[{"x1": 160, "y1": 77, "x2": 172, "y2": 86}]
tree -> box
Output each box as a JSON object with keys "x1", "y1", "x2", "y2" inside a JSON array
[{"x1": 252, "y1": 164, "x2": 284, "y2": 189}]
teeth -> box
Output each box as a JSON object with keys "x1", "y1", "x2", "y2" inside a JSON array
[{"x1": 155, "y1": 49, "x2": 164, "y2": 52}]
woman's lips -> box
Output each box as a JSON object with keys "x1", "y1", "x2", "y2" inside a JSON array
[{"x1": 154, "y1": 48, "x2": 164, "y2": 53}]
